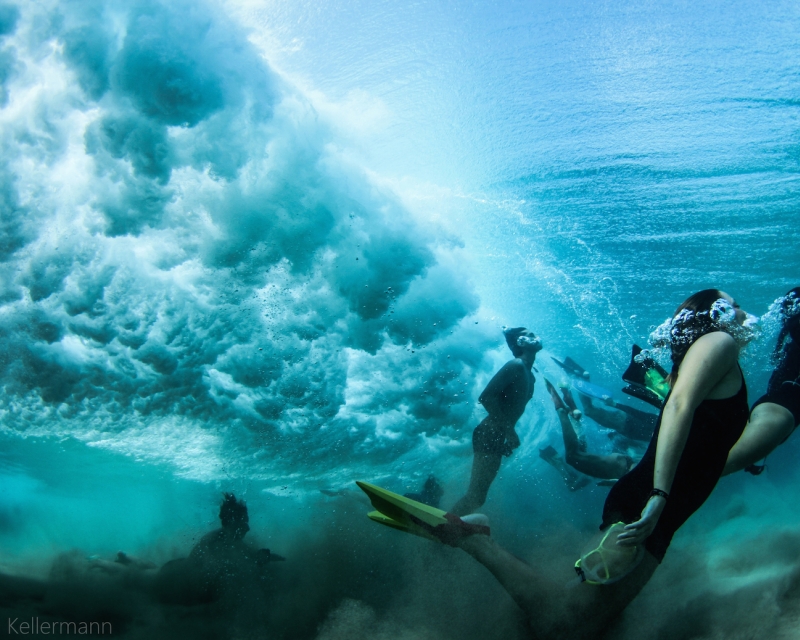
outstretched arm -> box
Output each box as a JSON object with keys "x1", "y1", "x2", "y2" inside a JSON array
[{"x1": 618, "y1": 331, "x2": 740, "y2": 545}]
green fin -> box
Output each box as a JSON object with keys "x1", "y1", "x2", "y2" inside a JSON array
[
  {"x1": 356, "y1": 481, "x2": 449, "y2": 529},
  {"x1": 644, "y1": 369, "x2": 670, "y2": 399},
  {"x1": 366, "y1": 511, "x2": 438, "y2": 540}
]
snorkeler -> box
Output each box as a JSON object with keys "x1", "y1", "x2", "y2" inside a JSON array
[
  {"x1": 189, "y1": 492, "x2": 285, "y2": 566},
  {"x1": 451, "y1": 327, "x2": 542, "y2": 516},
  {"x1": 404, "y1": 475, "x2": 445, "y2": 508},
  {"x1": 364, "y1": 289, "x2": 753, "y2": 639},
  {"x1": 155, "y1": 493, "x2": 284, "y2": 604},
  {"x1": 544, "y1": 378, "x2": 633, "y2": 480},
  {"x1": 552, "y1": 350, "x2": 660, "y2": 441},
  {"x1": 723, "y1": 287, "x2": 800, "y2": 475}
]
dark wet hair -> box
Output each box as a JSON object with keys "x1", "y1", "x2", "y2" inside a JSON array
[
  {"x1": 775, "y1": 287, "x2": 800, "y2": 359},
  {"x1": 668, "y1": 289, "x2": 726, "y2": 380},
  {"x1": 503, "y1": 327, "x2": 527, "y2": 357},
  {"x1": 219, "y1": 492, "x2": 248, "y2": 528}
]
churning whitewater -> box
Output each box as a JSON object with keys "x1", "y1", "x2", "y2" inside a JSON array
[{"x1": 1, "y1": 0, "x2": 800, "y2": 638}]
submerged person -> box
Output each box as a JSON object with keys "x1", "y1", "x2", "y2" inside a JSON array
[
  {"x1": 188, "y1": 493, "x2": 284, "y2": 566},
  {"x1": 538, "y1": 443, "x2": 592, "y2": 491},
  {"x1": 543, "y1": 378, "x2": 633, "y2": 480},
  {"x1": 155, "y1": 493, "x2": 284, "y2": 604},
  {"x1": 723, "y1": 287, "x2": 800, "y2": 475},
  {"x1": 451, "y1": 327, "x2": 542, "y2": 515},
  {"x1": 578, "y1": 391, "x2": 657, "y2": 443},
  {"x1": 388, "y1": 289, "x2": 752, "y2": 638},
  {"x1": 405, "y1": 475, "x2": 445, "y2": 508},
  {"x1": 550, "y1": 355, "x2": 659, "y2": 442}
]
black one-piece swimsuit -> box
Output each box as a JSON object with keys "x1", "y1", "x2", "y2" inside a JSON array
[{"x1": 601, "y1": 373, "x2": 749, "y2": 562}]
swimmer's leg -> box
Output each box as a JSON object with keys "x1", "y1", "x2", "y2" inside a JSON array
[
  {"x1": 723, "y1": 402, "x2": 795, "y2": 476},
  {"x1": 558, "y1": 408, "x2": 629, "y2": 479},
  {"x1": 451, "y1": 451, "x2": 503, "y2": 516},
  {"x1": 539, "y1": 446, "x2": 591, "y2": 491},
  {"x1": 578, "y1": 392, "x2": 628, "y2": 434},
  {"x1": 456, "y1": 534, "x2": 659, "y2": 639}
]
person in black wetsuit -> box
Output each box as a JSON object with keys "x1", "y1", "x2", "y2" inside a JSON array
[
  {"x1": 451, "y1": 327, "x2": 541, "y2": 515},
  {"x1": 724, "y1": 286, "x2": 800, "y2": 475},
  {"x1": 412, "y1": 289, "x2": 752, "y2": 639}
]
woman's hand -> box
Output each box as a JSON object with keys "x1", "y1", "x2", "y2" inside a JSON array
[
  {"x1": 616, "y1": 495, "x2": 667, "y2": 546},
  {"x1": 502, "y1": 429, "x2": 520, "y2": 456}
]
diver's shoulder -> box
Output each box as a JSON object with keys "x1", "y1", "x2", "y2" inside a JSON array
[
  {"x1": 695, "y1": 330, "x2": 738, "y2": 350},
  {"x1": 689, "y1": 331, "x2": 740, "y2": 365},
  {"x1": 503, "y1": 358, "x2": 528, "y2": 372}
]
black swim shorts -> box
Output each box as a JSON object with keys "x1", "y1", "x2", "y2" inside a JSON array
[{"x1": 473, "y1": 424, "x2": 515, "y2": 457}]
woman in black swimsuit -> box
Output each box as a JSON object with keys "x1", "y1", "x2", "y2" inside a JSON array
[
  {"x1": 427, "y1": 289, "x2": 752, "y2": 639},
  {"x1": 724, "y1": 287, "x2": 800, "y2": 475}
]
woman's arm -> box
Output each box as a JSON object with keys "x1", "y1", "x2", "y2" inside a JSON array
[{"x1": 617, "y1": 331, "x2": 740, "y2": 546}]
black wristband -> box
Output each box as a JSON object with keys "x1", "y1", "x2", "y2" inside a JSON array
[{"x1": 649, "y1": 488, "x2": 669, "y2": 500}]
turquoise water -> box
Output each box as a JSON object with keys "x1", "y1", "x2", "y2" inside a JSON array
[{"x1": 1, "y1": 0, "x2": 799, "y2": 637}]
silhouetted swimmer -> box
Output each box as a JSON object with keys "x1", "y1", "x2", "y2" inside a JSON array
[
  {"x1": 724, "y1": 287, "x2": 800, "y2": 475},
  {"x1": 155, "y1": 493, "x2": 284, "y2": 604},
  {"x1": 451, "y1": 327, "x2": 541, "y2": 516},
  {"x1": 404, "y1": 475, "x2": 444, "y2": 508}
]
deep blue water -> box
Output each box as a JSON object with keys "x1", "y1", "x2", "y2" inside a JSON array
[{"x1": 1, "y1": 0, "x2": 799, "y2": 637}]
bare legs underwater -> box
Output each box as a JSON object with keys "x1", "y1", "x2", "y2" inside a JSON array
[
  {"x1": 456, "y1": 533, "x2": 659, "y2": 640},
  {"x1": 451, "y1": 451, "x2": 503, "y2": 516}
]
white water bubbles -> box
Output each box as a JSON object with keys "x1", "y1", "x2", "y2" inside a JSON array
[
  {"x1": 643, "y1": 297, "x2": 761, "y2": 373},
  {"x1": 759, "y1": 291, "x2": 800, "y2": 360}
]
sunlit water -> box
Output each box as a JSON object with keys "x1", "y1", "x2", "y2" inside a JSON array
[{"x1": 1, "y1": 0, "x2": 799, "y2": 637}]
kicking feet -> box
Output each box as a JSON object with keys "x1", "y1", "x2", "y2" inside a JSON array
[
  {"x1": 545, "y1": 378, "x2": 568, "y2": 411},
  {"x1": 545, "y1": 378, "x2": 582, "y2": 420}
]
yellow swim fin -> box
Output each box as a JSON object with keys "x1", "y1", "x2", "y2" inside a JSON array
[{"x1": 356, "y1": 481, "x2": 450, "y2": 528}]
